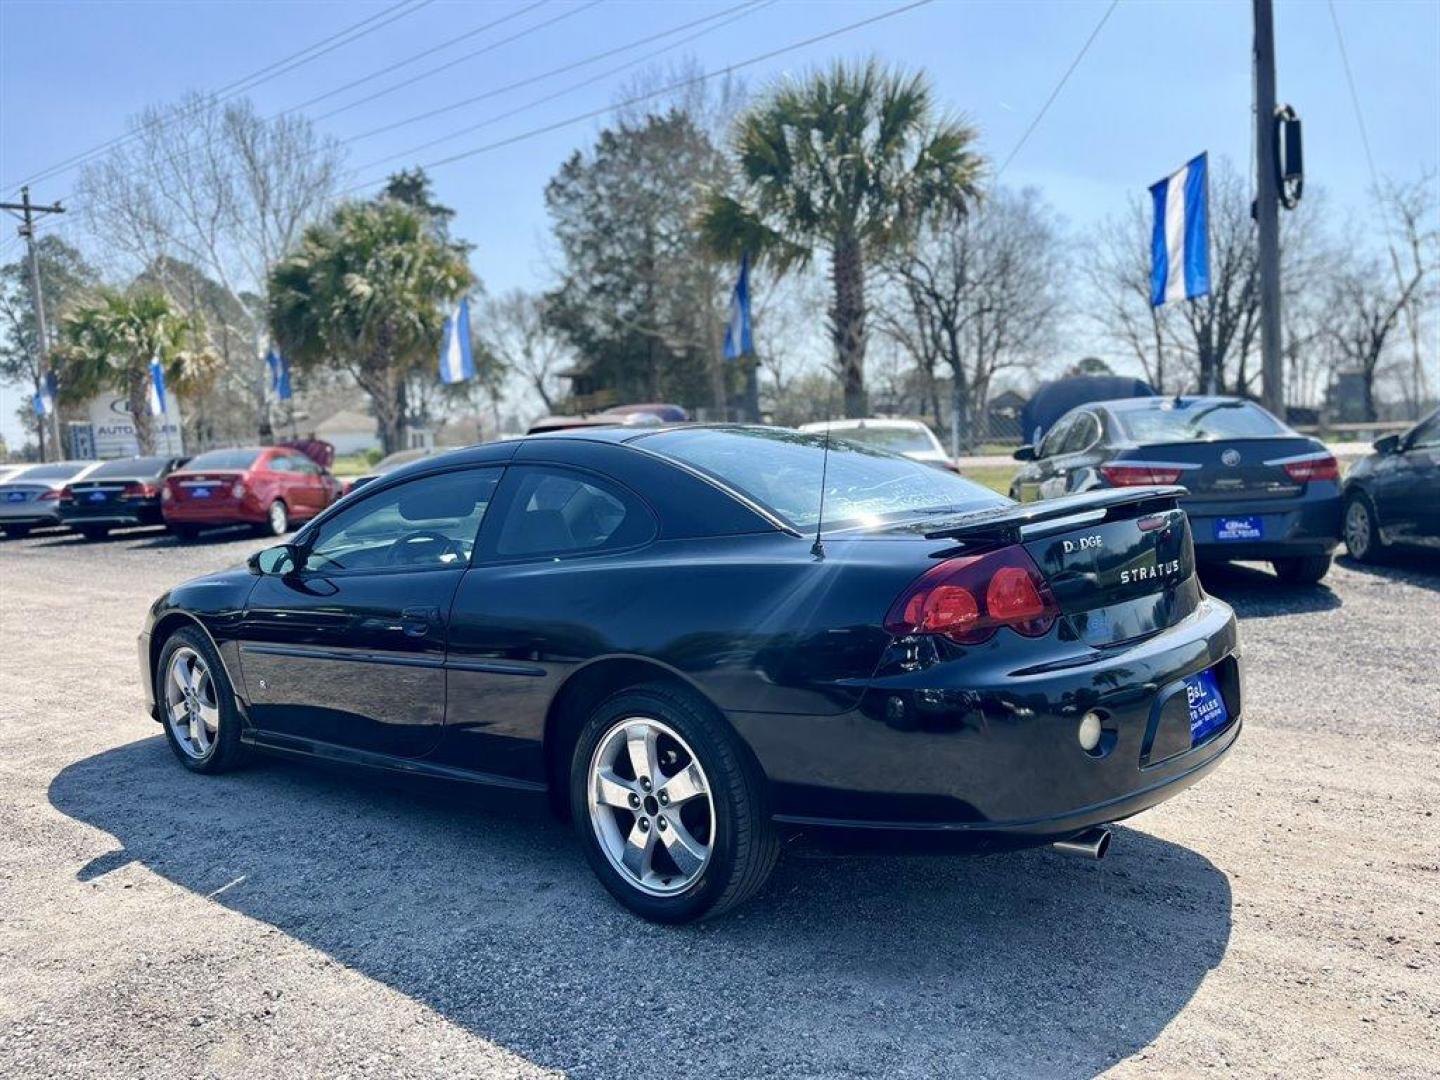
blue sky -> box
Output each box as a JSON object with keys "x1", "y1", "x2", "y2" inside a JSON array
[{"x1": 1, "y1": 0, "x2": 1437, "y2": 444}]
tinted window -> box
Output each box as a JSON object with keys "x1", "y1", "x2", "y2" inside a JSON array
[
  {"x1": 1408, "y1": 413, "x2": 1439, "y2": 450},
  {"x1": 1061, "y1": 412, "x2": 1100, "y2": 454},
  {"x1": 9, "y1": 462, "x2": 87, "y2": 480},
  {"x1": 641, "y1": 427, "x2": 1000, "y2": 531},
  {"x1": 493, "y1": 467, "x2": 652, "y2": 557},
  {"x1": 186, "y1": 448, "x2": 261, "y2": 470},
  {"x1": 87, "y1": 456, "x2": 171, "y2": 479},
  {"x1": 1038, "y1": 414, "x2": 1076, "y2": 458},
  {"x1": 303, "y1": 468, "x2": 499, "y2": 572},
  {"x1": 267, "y1": 455, "x2": 294, "y2": 473},
  {"x1": 1117, "y1": 400, "x2": 1285, "y2": 442}
]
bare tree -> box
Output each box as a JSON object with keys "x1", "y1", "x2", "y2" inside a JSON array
[
  {"x1": 882, "y1": 187, "x2": 1064, "y2": 453},
  {"x1": 76, "y1": 92, "x2": 344, "y2": 440},
  {"x1": 482, "y1": 290, "x2": 572, "y2": 416},
  {"x1": 1081, "y1": 197, "x2": 1177, "y2": 392}
]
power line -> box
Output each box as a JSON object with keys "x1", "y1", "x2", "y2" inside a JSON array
[
  {"x1": 5, "y1": 0, "x2": 434, "y2": 193},
  {"x1": 314, "y1": 1, "x2": 603, "y2": 124},
  {"x1": 345, "y1": 0, "x2": 768, "y2": 154},
  {"x1": 344, "y1": 0, "x2": 938, "y2": 193},
  {"x1": 284, "y1": 0, "x2": 553, "y2": 120},
  {"x1": 995, "y1": 0, "x2": 1119, "y2": 179},
  {"x1": 1326, "y1": 0, "x2": 1382, "y2": 192}
]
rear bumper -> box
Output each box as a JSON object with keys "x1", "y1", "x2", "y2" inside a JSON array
[
  {"x1": 731, "y1": 597, "x2": 1242, "y2": 845},
  {"x1": 162, "y1": 501, "x2": 264, "y2": 526},
  {"x1": 61, "y1": 503, "x2": 163, "y2": 528},
  {"x1": 1186, "y1": 489, "x2": 1341, "y2": 561},
  {"x1": 0, "y1": 508, "x2": 60, "y2": 527}
]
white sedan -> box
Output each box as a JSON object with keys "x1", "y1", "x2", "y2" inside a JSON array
[{"x1": 798, "y1": 418, "x2": 957, "y2": 471}]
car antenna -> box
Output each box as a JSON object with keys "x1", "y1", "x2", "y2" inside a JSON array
[{"x1": 811, "y1": 409, "x2": 832, "y2": 560}]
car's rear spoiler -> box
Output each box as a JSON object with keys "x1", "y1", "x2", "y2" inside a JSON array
[{"x1": 925, "y1": 486, "x2": 1187, "y2": 545}]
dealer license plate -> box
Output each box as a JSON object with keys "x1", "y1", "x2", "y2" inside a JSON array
[
  {"x1": 192, "y1": 487, "x2": 212, "y2": 498},
  {"x1": 1184, "y1": 667, "x2": 1229, "y2": 745},
  {"x1": 1215, "y1": 515, "x2": 1263, "y2": 541}
]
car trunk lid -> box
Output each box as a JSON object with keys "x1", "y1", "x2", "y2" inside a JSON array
[
  {"x1": 1113, "y1": 437, "x2": 1326, "y2": 502},
  {"x1": 166, "y1": 470, "x2": 244, "y2": 504},
  {"x1": 920, "y1": 486, "x2": 1200, "y2": 647}
]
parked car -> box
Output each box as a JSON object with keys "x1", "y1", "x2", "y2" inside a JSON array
[
  {"x1": 799, "y1": 417, "x2": 957, "y2": 471},
  {"x1": 0, "y1": 464, "x2": 32, "y2": 485},
  {"x1": 58, "y1": 455, "x2": 188, "y2": 540},
  {"x1": 161, "y1": 443, "x2": 340, "y2": 540},
  {"x1": 602, "y1": 402, "x2": 691, "y2": 423},
  {"x1": 1341, "y1": 408, "x2": 1440, "y2": 561},
  {"x1": 343, "y1": 447, "x2": 439, "y2": 496},
  {"x1": 140, "y1": 425, "x2": 1241, "y2": 923},
  {"x1": 0, "y1": 461, "x2": 102, "y2": 538},
  {"x1": 1010, "y1": 396, "x2": 1342, "y2": 583}
]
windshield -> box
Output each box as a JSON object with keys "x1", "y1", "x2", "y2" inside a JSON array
[
  {"x1": 9, "y1": 462, "x2": 87, "y2": 480},
  {"x1": 826, "y1": 425, "x2": 940, "y2": 455},
  {"x1": 88, "y1": 456, "x2": 170, "y2": 479},
  {"x1": 641, "y1": 427, "x2": 1000, "y2": 530},
  {"x1": 185, "y1": 448, "x2": 261, "y2": 470},
  {"x1": 1118, "y1": 400, "x2": 1285, "y2": 442}
]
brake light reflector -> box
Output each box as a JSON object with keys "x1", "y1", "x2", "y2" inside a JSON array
[
  {"x1": 1282, "y1": 455, "x2": 1339, "y2": 483},
  {"x1": 38, "y1": 489, "x2": 62, "y2": 502},
  {"x1": 1101, "y1": 464, "x2": 1184, "y2": 486},
  {"x1": 885, "y1": 546, "x2": 1060, "y2": 644},
  {"x1": 122, "y1": 482, "x2": 158, "y2": 498}
]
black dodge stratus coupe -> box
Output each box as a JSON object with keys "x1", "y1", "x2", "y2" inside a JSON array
[{"x1": 139, "y1": 426, "x2": 1242, "y2": 922}]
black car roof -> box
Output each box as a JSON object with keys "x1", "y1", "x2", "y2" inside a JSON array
[{"x1": 1095, "y1": 395, "x2": 1254, "y2": 415}]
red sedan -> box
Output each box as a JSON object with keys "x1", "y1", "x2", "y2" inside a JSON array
[{"x1": 161, "y1": 443, "x2": 340, "y2": 540}]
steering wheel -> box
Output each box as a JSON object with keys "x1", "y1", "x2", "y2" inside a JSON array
[{"x1": 385, "y1": 529, "x2": 465, "y2": 566}]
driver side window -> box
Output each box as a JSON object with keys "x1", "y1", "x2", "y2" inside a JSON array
[
  {"x1": 303, "y1": 467, "x2": 500, "y2": 573},
  {"x1": 1039, "y1": 415, "x2": 1076, "y2": 459},
  {"x1": 1409, "y1": 414, "x2": 1440, "y2": 451}
]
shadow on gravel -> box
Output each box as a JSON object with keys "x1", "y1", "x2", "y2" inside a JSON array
[
  {"x1": 1197, "y1": 560, "x2": 1342, "y2": 618},
  {"x1": 52, "y1": 737, "x2": 1233, "y2": 1078},
  {"x1": 1335, "y1": 551, "x2": 1440, "y2": 593},
  {"x1": 30, "y1": 525, "x2": 168, "y2": 548}
]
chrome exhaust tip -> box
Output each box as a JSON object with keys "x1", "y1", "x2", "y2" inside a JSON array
[{"x1": 1051, "y1": 826, "x2": 1112, "y2": 860}]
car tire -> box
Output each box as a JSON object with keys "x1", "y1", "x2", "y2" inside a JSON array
[
  {"x1": 1343, "y1": 492, "x2": 1385, "y2": 563},
  {"x1": 170, "y1": 524, "x2": 200, "y2": 542},
  {"x1": 2, "y1": 525, "x2": 32, "y2": 539},
  {"x1": 1272, "y1": 553, "x2": 1333, "y2": 585},
  {"x1": 570, "y1": 682, "x2": 778, "y2": 923},
  {"x1": 79, "y1": 525, "x2": 109, "y2": 541},
  {"x1": 156, "y1": 626, "x2": 247, "y2": 774},
  {"x1": 258, "y1": 500, "x2": 289, "y2": 537}
]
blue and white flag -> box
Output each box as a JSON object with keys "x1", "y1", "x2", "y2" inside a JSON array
[
  {"x1": 723, "y1": 252, "x2": 753, "y2": 361},
  {"x1": 32, "y1": 371, "x2": 56, "y2": 417},
  {"x1": 266, "y1": 349, "x2": 293, "y2": 401},
  {"x1": 439, "y1": 297, "x2": 475, "y2": 384},
  {"x1": 147, "y1": 357, "x2": 168, "y2": 416},
  {"x1": 1149, "y1": 152, "x2": 1211, "y2": 307}
]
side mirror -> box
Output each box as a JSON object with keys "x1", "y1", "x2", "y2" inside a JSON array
[
  {"x1": 248, "y1": 543, "x2": 300, "y2": 576},
  {"x1": 1373, "y1": 433, "x2": 1401, "y2": 455},
  {"x1": 1012, "y1": 444, "x2": 1037, "y2": 462}
]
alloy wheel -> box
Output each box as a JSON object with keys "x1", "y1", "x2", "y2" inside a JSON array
[
  {"x1": 1344, "y1": 500, "x2": 1372, "y2": 559},
  {"x1": 164, "y1": 646, "x2": 220, "y2": 759},
  {"x1": 268, "y1": 501, "x2": 287, "y2": 535},
  {"x1": 587, "y1": 717, "x2": 715, "y2": 896}
]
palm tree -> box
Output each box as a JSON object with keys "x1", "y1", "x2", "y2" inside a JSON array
[
  {"x1": 268, "y1": 199, "x2": 473, "y2": 454},
  {"x1": 701, "y1": 60, "x2": 983, "y2": 417},
  {"x1": 54, "y1": 289, "x2": 214, "y2": 454}
]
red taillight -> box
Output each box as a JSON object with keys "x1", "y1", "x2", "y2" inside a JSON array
[
  {"x1": 1282, "y1": 455, "x2": 1339, "y2": 483},
  {"x1": 885, "y1": 546, "x2": 1060, "y2": 645},
  {"x1": 122, "y1": 482, "x2": 158, "y2": 498},
  {"x1": 1101, "y1": 464, "x2": 1184, "y2": 486},
  {"x1": 39, "y1": 489, "x2": 63, "y2": 503}
]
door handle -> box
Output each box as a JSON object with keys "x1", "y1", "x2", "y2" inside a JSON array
[{"x1": 399, "y1": 605, "x2": 441, "y2": 637}]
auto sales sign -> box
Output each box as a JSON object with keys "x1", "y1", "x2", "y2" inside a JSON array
[{"x1": 86, "y1": 393, "x2": 184, "y2": 458}]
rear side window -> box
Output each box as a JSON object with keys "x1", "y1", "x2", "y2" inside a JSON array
[
  {"x1": 1118, "y1": 401, "x2": 1285, "y2": 442},
  {"x1": 491, "y1": 466, "x2": 654, "y2": 558}
]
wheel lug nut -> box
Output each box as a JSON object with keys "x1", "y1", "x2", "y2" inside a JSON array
[
  {"x1": 657, "y1": 817, "x2": 667, "y2": 831},
  {"x1": 658, "y1": 792, "x2": 669, "y2": 805},
  {"x1": 640, "y1": 777, "x2": 651, "y2": 792},
  {"x1": 627, "y1": 793, "x2": 641, "y2": 808},
  {"x1": 638, "y1": 818, "x2": 649, "y2": 832}
]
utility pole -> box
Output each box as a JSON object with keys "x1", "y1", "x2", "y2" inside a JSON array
[
  {"x1": 1, "y1": 187, "x2": 67, "y2": 460},
  {"x1": 1253, "y1": 0, "x2": 1284, "y2": 417}
]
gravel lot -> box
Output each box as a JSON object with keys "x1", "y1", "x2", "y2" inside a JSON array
[{"x1": 1, "y1": 525, "x2": 1436, "y2": 1079}]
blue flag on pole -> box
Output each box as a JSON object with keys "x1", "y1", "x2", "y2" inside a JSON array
[
  {"x1": 32, "y1": 371, "x2": 56, "y2": 417},
  {"x1": 439, "y1": 297, "x2": 475, "y2": 384},
  {"x1": 148, "y1": 357, "x2": 168, "y2": 416},
  {"x1": 1149, "y1": 152, "x2": 1210, "y2": 307},
  {"x1": 723, "y1": 253, "x2": 753, "y2": 361},
  {"x1": 266, "y1": 349, "x2": 293, "y2": 401}
]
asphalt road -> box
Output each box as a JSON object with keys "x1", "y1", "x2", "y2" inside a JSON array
[{"x1": 1, "y1": 525, "x2": 1436, "y2": 1079}]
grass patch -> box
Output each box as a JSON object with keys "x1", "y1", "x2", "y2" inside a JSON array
[{"x1": 959, "y1": 464, "x2": 1018, "y2": 496}]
